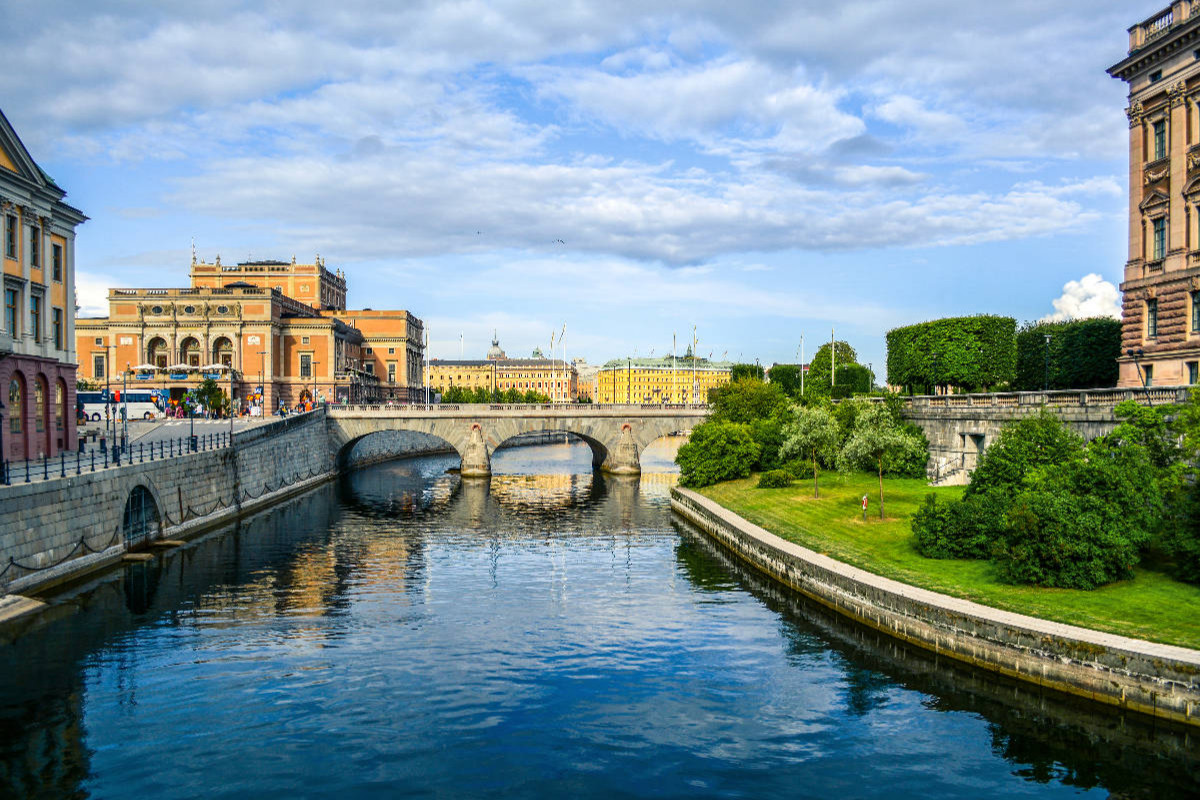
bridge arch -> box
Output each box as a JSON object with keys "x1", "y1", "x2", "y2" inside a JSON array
[{"x1": 122, "y1": 484, "x2": 162, "y2": 550}]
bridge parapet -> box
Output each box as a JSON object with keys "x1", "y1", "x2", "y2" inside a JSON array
[{"x1": 871, "y1": 386, "x2": 1192, "y2": 410}]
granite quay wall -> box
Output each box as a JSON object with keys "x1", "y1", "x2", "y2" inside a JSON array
[
  {"x1": 885, "y1": 386, "x2": 1192, "y2": 484},
  {"x1": 671, "y1": 486, "x2": 1200, "y2": 729},
  {"x1": 0, "y1": 409, "x2": 334, "y2": 596}
]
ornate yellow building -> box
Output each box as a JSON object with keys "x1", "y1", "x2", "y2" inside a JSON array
[
  {"x1": 595, "y1": 351, "x2": 731, "y2": 404},
  {"x1": 425, "y1": 334, "x2": 578, "y2": 401},
  {"x1": 76, "y1": 255, "x2": 424, "y2": 409}
]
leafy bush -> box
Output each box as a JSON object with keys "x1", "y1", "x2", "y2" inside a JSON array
[
  {"x1": 831, "y1": 364, "x2": 873, "y2": 398},
  {"x1": 913, "y1": 491, "x2": 1010, "y2": 560},
  {"x1": 708, "y1": 379, "x2": 789, "y2": 425},
  {"x1": 1013, "y1": 318, "x2": 1121, "y2": 391},
  {"x1": 767, "y1": 364, "x2": 803, "y2": 397},
  {"x1": 966, "y1": 411, "x2": 1083, "y2": 497},
  {"x1": 994, "y1": 440, "x2": 1162, "y2": 589},
  {"x1": 756, "y1": 469, "x2": 793, "y2": 488},
  {"x1": 676, "y1": 421, "x2": 760, "y2": 487},
  {"x1": 749, "y1": 416, "x2": 787, "y2": 472},
  {"x1": 886, "y1": 315, "x2": 1016, "y2": 393},
  {"x1": 731, "y1": 363, "x2": 765, "y2": 381},
  {"x1": 804, "y1": 341, "x2": 860, "y2": 397}
]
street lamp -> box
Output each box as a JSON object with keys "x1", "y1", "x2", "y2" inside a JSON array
[
  {"x1": 1126, "y1": 348, "x2": 1153, "y2": 406},
  {"x1": 310, "y1": 361, "x2": 321, "y2": 410},
  {"x1": 256, "y1": 349, "x2": 266, "y2": 412},
  {"x1": 122, "y1": 362, "x2": 129, "y2": 453},
  {"x1": 1043, "y1": 333, "x2": 1052, "y2": 391}
]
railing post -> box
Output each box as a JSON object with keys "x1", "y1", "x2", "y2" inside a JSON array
[
  {"x1": 103, "y1": 447, "x2": 108, "y2": 469},
  {"x1": 139, "y1": 443, "x2": 144, "y2": 463},
  {"x1": 25, "y1": 459, "x2": 30, "y2": 483},
  {"x1": 91, "y1": 450, "x2": 95, "y2": 472},
  {"x1": 76, "y1": 449, "x2": 81, "y2": 475},
  {"x1": 60, "y1": 451, "x2": 66, "y2": 478},
  {"x1": 43, "y1": 457, "x2": 49, "y2": 481},
  {"x1": 114, "y1": 446, "x2": 121, "y2": 466}
]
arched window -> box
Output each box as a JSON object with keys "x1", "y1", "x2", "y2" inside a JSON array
[
  {"x1": 8, "y1": 375, "x2": 22, "y2": 434},
  {"x1": 55, "y1": 379, "x2": 65, "y2": 430},
  {"x1": 34, "y1": 377, "x2": 45, "y2": 433},
  {"x1": 212, "y1": 336, "x2": 234, "y2": 366},
  {"x1": 147, "y1": 337, "x2": 169, "y2": 368},
  {"x1": 180, "y1": 337, "x2": 201, "y2": 367}
]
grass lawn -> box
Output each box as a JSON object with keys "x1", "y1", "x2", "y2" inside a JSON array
[{"x1": 698, "y1": 472, "x2": 1200, "y2": 651}]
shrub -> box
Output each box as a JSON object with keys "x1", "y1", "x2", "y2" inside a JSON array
[
  {"x1": 966, "y1": 411, "x2": 1083, "y2": 497},
  {"x1": 708, "y1": 379, "x2": 789, "y2": 425},
  {"x1": 676, "y1": 421, "x2": 760, "y2": 487},
  {"x1": 768, "y1": 364, "x2": 803, "y2": 398},
  {"x1": 749, "y1": 416, "x2": 787, "y2": 472},
  {"x1": 756, "y1": 469, "x2": 793, "y2": 488},
  {"x1": 730, "y1": 363, "x2": 765, "y2": 381},
  {"x1": 912, "y1": 491, "x2": 1010, "y2": 560},
  {"x1": 1013, "y1": 318, "x2": 1121, "y2": 391},
  {"x1": 886, "y1": 315, "x2": 1016, "y2": 392}
]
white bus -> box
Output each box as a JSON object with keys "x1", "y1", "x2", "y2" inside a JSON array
[{"x1": 79, "y1": 390, "x2": 163, "y2": 421}]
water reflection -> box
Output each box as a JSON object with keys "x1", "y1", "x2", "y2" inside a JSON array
[{"x1": 0, "y1": 444, "x2": 1195, "y2": 799}]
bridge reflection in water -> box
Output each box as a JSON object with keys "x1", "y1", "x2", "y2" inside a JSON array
[{"x1": 0, "y1": 441, "x2": 1196, "y2": 798}]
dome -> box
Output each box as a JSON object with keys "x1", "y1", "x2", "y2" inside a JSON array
[{"x1": 486, "y1": 331, "x2": 506, "y2": 360}]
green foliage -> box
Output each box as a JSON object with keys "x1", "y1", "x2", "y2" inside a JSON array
[
  {"x1": 77, "y1": 377, "x2": 99, "y2": 391},
  {"x1": 749, "y1": 416, "x2": 786, "y2": 472},
  {"x1": 912, "y1": 492, "x2": 1010, "y2": 560},
  {"x1": 767, "y1": 364, "x2": 803, "y2": 397},
  {"x1": 756, "y1": 469, "x2": 793, "y2": 488},
  {"x1": 781, "y1": 404, "x2": 841, "y2": 496},
  {"x1": 441, "y1": 385, "x2": 549, "y2": 404},
  {"x1": 838, "y1": 403, "x2": 923, "y2": 517},
  {"x1": 965, "y1": 410, "x2": 1084, "y2": 497},
  {"x1": 831, "y1": 364, "x2": 873, "y2": 399},
  {"x1": 830, "y1": 397, "x2": 928, "y2": 479},
  {"x1": 805, "y1": 340, "x2": 859, "y2": 394},
  {"x1": 708, "y1": 378, "x2": 789, "y2": 424},
  {"x1": 1013, "y1": 318, "x2": 1121, "y2": 391},
  {"x1": 193, "y1": 378, "x2": 227, "y2": 413},
  {"x1": 676, "y1": 421, "x2": 760, "y2": 487},
  {"x1": 730, "y1": 363, "x2": 765, "y2": 381},
  {"x1": 885, "y1": 315, "x2": 1016, "y2": 392}
]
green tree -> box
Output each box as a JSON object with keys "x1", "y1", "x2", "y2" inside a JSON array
[
  {"x1": 805, "y1": 340, "x2": 859, "y2": 395},
  {"x1": 886, "y1": 315, "x2": 1016, "y2": 393},
  {"x1": 838, "y1": 403, "x2": 922, "y2": 518},
  {"x1": 730, "y1": 363, "x2": 765, "y2": 381},
  {"x1": 1013, "y1": 318, "x2": 1121, "y2": 391},
  {"x1": 966, "y1": 411, "x2": 1084, "y2": 497},
  {"x1": 676, "y1": 421, "x2": 760, "y2": 487},
  {"x1": 767, "y1": 364, "x2": 803, "y2": 397},
  {"x1": 780, "y1": 404, "x2": 840, "y2": 497},
  {"x1": 708, "y1": 378, "x2": 789, "y2": 424},
  {"x1": 193, "y1": 378, "x2": 227, "y2": 415}
]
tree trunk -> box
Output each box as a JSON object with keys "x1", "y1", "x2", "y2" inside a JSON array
[
  {"x1": 812, "y1": 448, "x2": 819, "y2": 498},
  {"x1": 877, "y1": 455, "x2": 884, "y2": 519}
]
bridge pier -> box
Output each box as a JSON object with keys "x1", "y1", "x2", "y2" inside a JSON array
[
  {"x1": 460, "y1": 424, "x2": 492, "y2": 478},
  {"x1": 600, "y1": 424, "x2": 641, "y2": 475}
]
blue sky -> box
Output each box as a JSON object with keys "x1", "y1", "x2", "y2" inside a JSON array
[{"x1": 2, "y1": 1, "x2": 1148, "y2": 371}]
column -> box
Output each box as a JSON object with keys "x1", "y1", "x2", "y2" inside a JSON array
[
  {"x1": 1128, "y1": 106, "x2": 1145, "y2": 270},
  {"x1": 20, "y1": 211, "x2": 33, "y2": 345},
  {"x1": 1170, "y1": 81, "x2": 1189, "y2": 266},
  {"x1": 64, "y1": 229, "x2": 77, "y2": 365}
]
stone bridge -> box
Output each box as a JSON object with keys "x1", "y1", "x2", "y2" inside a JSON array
[{"x1": 326, "y1": 403, "x2": 711, "y2": 477}]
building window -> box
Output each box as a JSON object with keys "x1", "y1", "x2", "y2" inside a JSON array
[
  {"x1": 1143, "y1": 364, "x2": 1154, "y2": 387},
  {"x1": 52, "y1": 307, "x2": 62, "y2": 349},
  {"x1": 55, "y1": 380, "x2": 65, "y2": 430},
  {"x1": 29, "y1": 295, "x2": 41, "y2": 341},
  {"x1": 93, "y1": 354, "x2": 105, "y2": 379},
  {"x1": 29, "y1": 227, "x2": 39, "y2": 267},
  {"x1": 1151, "y1": 69, "x2": 1163, "y2": 83},
  {"x1": 4, "y1": 215, "x2": 15, "y2": 259},
  {"x1": 52, "y1": 243, "x2": 63, "y2": 282},
  {"x1": 9, "y1": 377, "x2": 22, "y2": 434},
  {"x1": 388, "y1": 363, "x2": 396, "y2": 383},
  {"x1": 1147, "y1": 298, "x2": 1159, "y2": 338},
  {"x1": 1153, "y1": 218, "x2": 1167, "y2": 260},
  {"x1": 4, "y1": 288, "x2": 17, "y2": 337},
  {"x1": 388, "y1": 347, "x2": 395, "y2": 354},
  {"x1": 94, "y1": 337, "x2": 102, "y2": 346},
  {"x1": 1154, "y1": 120, "x2": 1167, "y2": 161},
  {"x1": 365, "y1": 362, "x2": 374, "y2": 375},
  {"x1": 1190, "y1": 361, "x2": 1199, "y2": 385},
  {"x1": 365, "y1": 347, "x2": 373, "y2": 354},
  {"x1": 34, "y1": 379, "x2": 45, "y2": 433},
  {"x1": 1194, "y1": 292, "x2": 1200, "y2": 333},
  {"x1": 302, "y1": 336, "x2": 310, "y2": 345},
  {"x1": 300, "y1": 353, "x2": 312, "y2": 378}
]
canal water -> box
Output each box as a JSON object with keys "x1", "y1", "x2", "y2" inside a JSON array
[{"x1": 1, "y1": 439, "x2": 1197, "y2": 799}]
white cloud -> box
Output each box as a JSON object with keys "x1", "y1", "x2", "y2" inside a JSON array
[
  {"x1": 1041, "y1": 273, "x2": 1122, "y2": 322},
  {"x1": 75, "y1": 271, "x2": 115, "y2": 317}
]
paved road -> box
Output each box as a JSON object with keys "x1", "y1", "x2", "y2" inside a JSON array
[{"x1": 78, "y1": 417, "x2": 274, "y2": 449}]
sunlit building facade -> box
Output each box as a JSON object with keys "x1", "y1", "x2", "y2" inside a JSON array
[
  {"x1": 595, "y1": 352, "x2": 731, "y2": 404},
  {"x1": 0, "y1": 108, "x2": 87, "y2": 460},
  {"x1": 426, "y1": 335, "x2": 579, "y2": 401}
]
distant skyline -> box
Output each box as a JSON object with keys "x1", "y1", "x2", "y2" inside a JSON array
[{"x1": 3, "y1": 1, "x2": 1149, "y2": 372}]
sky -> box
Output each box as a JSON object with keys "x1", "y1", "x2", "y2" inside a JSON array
[{"x1": 1, "y1": 0, "x2": 1152, "y2": 373}]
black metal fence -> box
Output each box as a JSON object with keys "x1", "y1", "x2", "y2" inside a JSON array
[{"x1": 1, "y1": 431, "x2": 233, "y2": 486}]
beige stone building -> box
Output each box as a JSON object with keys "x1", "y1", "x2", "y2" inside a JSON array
[
  {"x1": 1109, "y1": 2, "x2": 1200, "y2": 386},
  {"x1": 77, "y1": 255, "x2": 424, "y2": 409},
  {"x1": 425, "y1": 334, "x2": 578, "y2": 401}
]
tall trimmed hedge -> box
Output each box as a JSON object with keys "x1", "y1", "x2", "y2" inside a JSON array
[
  {"x1": 886, "y1": 316, "x2": 1016, "y2": 392},
  {"x1": 830, "y1": 364, "x2": 872, "y2": 398},
  {"x1": 767, "y1": 364, "x2": 803, "y2": 397},
  {"x1": 730, "y1": 363, "x2": 765, "y2": 382},
  {"x1": 1013, "y1": 318, "x2": 1121, "y2": 391}
]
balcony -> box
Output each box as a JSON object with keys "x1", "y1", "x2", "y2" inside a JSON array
[{"x1": 1129, "y1": 2, "x2": 1198, "y2": 53}]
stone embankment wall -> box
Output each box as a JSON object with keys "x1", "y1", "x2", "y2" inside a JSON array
[
  {"x1": 671, "y1": 487, "x2": 1200, "y2": 729},
  {"x1": 0, "y1": 410, "x2": 334, "y2": 596}
]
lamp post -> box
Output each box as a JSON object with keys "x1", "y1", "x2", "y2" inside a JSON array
[
  {"x1": 256, "y1": 349, "x2": 266, "y2": 412},
  {"x1": 310, "y1": 361, "x2": 321, "y2": 410},
  {"x1": 122, "y1": 362, "x2": 129, "y2": 453},
  {"x1": 229, "y1": 365, "x2": 235, "y2": 438},
  {"x1": 1043, "y1": 334, "x2": 1052, "y2": 392},
  {"x1": 1126, "y1": 348, "x2": 1153, "y2": 406}
]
